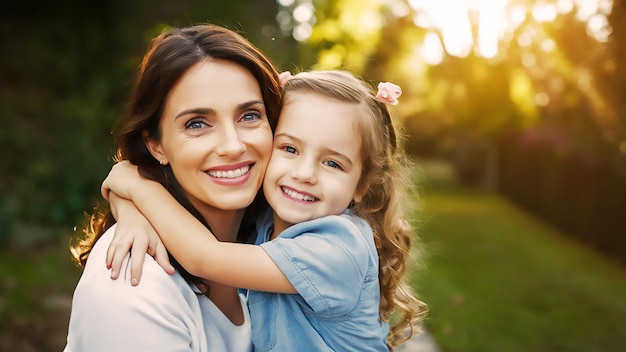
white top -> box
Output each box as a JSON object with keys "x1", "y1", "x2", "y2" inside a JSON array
[{"x1": 64, "y1": 224, "x2": 252, "y2": 352}]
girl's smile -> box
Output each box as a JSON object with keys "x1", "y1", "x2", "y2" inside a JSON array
[
  {"x1": 263, "y1": 91, "x2": 365, "y2": 235},
  {"x1": 280, "y1": 185, "x2": 319, "y2": 203}
]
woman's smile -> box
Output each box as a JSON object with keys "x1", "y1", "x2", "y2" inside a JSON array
[{"x1": 206, "y1": 162, "x2": 254, "y2": 186}]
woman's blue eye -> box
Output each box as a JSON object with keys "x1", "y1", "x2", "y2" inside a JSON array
[
  {"x1": 241, "y1": 111, "x2": 262, "y2": 122},
  {"x1": 186, "y1": 119, "x2": 206, "y2": 129}
]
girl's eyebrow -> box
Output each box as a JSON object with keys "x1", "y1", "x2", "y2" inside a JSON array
[
  {"x1": 323, "y1": 148, "x2": 354, "y2": 168},
  {"x1": 274, "y1": 133, "x2": 354, "y2": 168},
  {"x1": 175, "y1": 100, "x2": 264, "y2": 120}
]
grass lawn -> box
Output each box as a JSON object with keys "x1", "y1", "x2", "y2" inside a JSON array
[{"x1": 412, "y1": 160, "x2": 626, "y2": 352}]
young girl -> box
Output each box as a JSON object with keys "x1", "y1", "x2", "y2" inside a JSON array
[{"x1": 104, "y1": 70, "x2": 427, "y2": 350}]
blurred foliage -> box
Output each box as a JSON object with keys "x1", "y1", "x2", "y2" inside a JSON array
[
  {"x1": 277, "y1": 0, "x2": 626, "y2": 264},
  {"x1": 290, "y1": 0, "x2": 622, "y2": 152},
  {"x1": 0, "y1": 0, "x2": 292, "y2": 247},
  {"x1": 2, "y1": 0, "x2": 625, "y2": 264}
]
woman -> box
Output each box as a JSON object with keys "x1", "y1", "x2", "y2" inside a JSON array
[{"x1": 64, "y1": 24, "x2": 281, "y2": 352}]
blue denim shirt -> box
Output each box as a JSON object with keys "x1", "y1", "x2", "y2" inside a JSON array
[{"x1": 248, "y1": 209, "x2": 389, "y2": 351}]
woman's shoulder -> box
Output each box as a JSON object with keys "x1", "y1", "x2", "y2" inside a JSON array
[
  {"x1": 77, "y1": 224, "x2": 194, "y2": 304},
  {"x1": 66, "y1": 225, "x2": 211, "y2": 352}
]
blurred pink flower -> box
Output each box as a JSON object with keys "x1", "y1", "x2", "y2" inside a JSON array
[
  {"x1": 376, "y1": 82, "x2": 402, "y2": 105},
  {"x1": 279, "y1": 71, "x2": 293, "y2": 87}
]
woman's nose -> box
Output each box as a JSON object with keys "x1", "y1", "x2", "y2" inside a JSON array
[{"x1": 215, "y1": 123, "x2": 246, "y2": 157}]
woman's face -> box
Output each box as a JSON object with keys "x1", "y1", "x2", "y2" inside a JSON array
[{"x1": 148, "y1": 60, "x2": 273, "y2": 218}]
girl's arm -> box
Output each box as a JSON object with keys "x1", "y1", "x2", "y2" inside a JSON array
[
  {"x1": 103, "y1": 161, "x2": 295, "y2": 293},
  {"x1": 106, "y1": 193, "x2": 175, "y2": 284}
]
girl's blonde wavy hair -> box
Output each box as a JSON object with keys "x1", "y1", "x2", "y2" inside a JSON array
[{"x1": 281, "y1": 70, "x2": 428, "y2": 349}]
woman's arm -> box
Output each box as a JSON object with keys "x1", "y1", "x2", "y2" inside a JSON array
[{"x1": 103, "y1": 161, "x2": 295, "y2": 293}]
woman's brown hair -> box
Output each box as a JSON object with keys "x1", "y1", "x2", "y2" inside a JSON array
[{"x1": 71, "y1": 24, "x2": 281, "y2": 293}]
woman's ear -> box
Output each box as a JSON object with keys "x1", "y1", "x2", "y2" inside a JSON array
[{"x1": 143, "y1": 131, "x2": 168, "y2": 166}]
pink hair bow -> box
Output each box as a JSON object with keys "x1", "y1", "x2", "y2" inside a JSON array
[
  {"x1": 376, "y1": 82, "x2": 402, "y2": 105},
  {"x1": 279, "y1": 71, "x2": 293, "y2": 87}
]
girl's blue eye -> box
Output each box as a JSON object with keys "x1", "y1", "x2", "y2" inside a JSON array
[
  {"x1": 283, "y1": 145, "x2": 297, "y2": 154},
  {"x1": 324, "y1": 160, "x2": 342, "y2": 169}
]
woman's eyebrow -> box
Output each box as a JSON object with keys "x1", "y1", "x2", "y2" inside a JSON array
[
  {"x1": 175, "y1": 100, "x2": 264, "y2": 120},
  {"x1": 238, "y1": 100, "x2": 264, "y2": 109},
  {"x1": 175, "y1": 108, "x2": 214, "y2": 119}
]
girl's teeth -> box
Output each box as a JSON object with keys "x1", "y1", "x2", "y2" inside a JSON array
[{"x1": 282, "y1": 187, "x2": 316, "y2": 201}]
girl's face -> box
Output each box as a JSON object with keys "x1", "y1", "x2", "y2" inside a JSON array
[
  {"x1": 263, "y1": 91, "x2": 365, "y2": 235},
  {"x1": 148, "y1": 60, "x2": 273, "y2": 218}
]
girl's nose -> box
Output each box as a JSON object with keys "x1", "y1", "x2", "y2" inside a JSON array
[{"x1": 291, "y1": 158, "x2": 317, "y2": 184}]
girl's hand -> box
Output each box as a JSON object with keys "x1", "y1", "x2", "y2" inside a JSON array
[
  {"x1": 101, "y1": 160, "x2": 142, "y2": 201},
  {"x1": 104, "y1": 168, "x2": 175, "y2": 285}
]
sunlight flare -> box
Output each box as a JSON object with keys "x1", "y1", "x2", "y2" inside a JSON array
[{"x1": 406, "y1": 0, "x2": 612, "y2": 62}]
